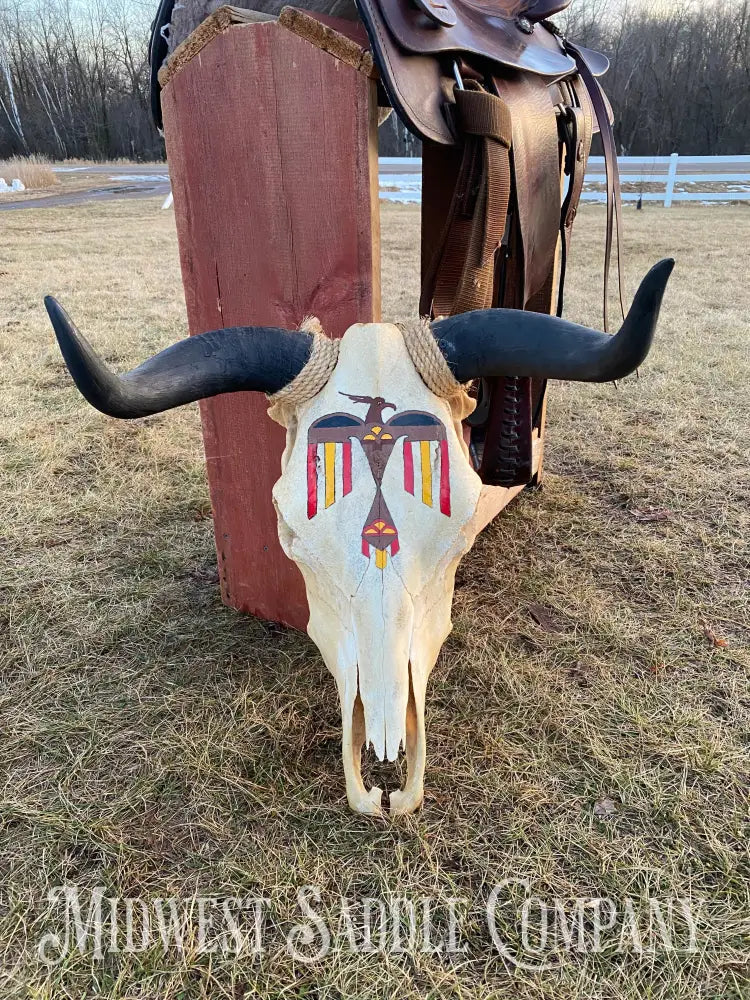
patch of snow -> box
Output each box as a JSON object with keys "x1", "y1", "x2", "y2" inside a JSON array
[
  {"x1": 379, "y1": 172, "x2": 421, "y2": 187},
  {"x1": 11, "y1": 178, "x2": 25, "y2": 191},
  {"x1": 378, "y1": 172, "x2": 422, "y2": 203},
  {"x1": 379, "y1": 191, "x2": 421, "y2": 203},
  {"x1": 109, "y1": 174, "x2": 169, "y2": 183}
]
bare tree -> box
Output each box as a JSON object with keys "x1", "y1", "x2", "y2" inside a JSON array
[{"x1": 0, "y1": 0, "x2": 747, "y2": 159}]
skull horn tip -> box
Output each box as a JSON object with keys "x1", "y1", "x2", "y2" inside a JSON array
[
  {"x1": 44, "y1": 295, "x2": 316, "y2": 420},
  {"x1": 602, "y1": 256, "x2": 675, "y2": 381},
  {"x1": 44, "y1": 294, "x2": 135, "y2": 419},
  {"x1": 433, "y1": 257, "x2": 675, "y2": 385}
]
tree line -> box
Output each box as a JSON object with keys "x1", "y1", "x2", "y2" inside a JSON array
[
  {"x1": 558, "y1": 0, "x2": 750, "y2": 155},
  {"x1": 0, "y1": 0, "x2": 162, "y2": 160},
  {"x1": 1, "y1": 0, "x2": 748, "y2": 161}
]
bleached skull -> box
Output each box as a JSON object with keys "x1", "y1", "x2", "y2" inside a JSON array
[
  {"x1": 44, "y1": 257, "x2": 672, "y2": 814},
  {"x1": 270, "y1": 323, "x2": 482, "y2": 814}
]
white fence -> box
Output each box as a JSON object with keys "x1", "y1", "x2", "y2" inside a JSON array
[
  {"x1": 378, "y1": 154, "x2": 750, "y2": 206},
  {"x1": 582, "y1": 154, "x2": 750, "y2": 206}
]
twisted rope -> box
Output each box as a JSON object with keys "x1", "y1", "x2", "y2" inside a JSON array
[
  {"x1": 399, "y1": 318, "x2": 468, "y2": 399},
  {"x1": 267, "y1": 316, "x2": 467, "y2": 423},
  {"x1": 266, "y1": 318, "x2": 340, "y2": 410}
]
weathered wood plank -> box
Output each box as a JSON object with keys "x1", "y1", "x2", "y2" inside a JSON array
[
  {"x1": 162, "y1": 20, "x2": 379, "y2": 628},
  {"x1": 166, "y1": 0, "x2": 358, "y2": 57}
]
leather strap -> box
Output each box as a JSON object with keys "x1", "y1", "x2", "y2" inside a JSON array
[
  {"x1": 420, "y1": 83, "x2": 512, "y2": 318},
  {"x1": 492, "y1": 72, "x2": 561, "y2": 307},
  {"x1": 556, "y1": 77, "x2": 594, "y2": 315},
  {"x1": 481, "y1": 74, "x2": 560, "y2": 485},
  {"x1": 565, "y1": 40, "x2": 624, "y2": 330}
]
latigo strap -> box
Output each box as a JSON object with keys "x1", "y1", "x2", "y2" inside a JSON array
[{"x1": 565, "y1": 40, "x2": 625, "y2": 330}]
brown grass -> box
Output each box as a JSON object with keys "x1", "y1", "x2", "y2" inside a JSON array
[
  {"x1": 0, "y1": 198, "x2": 748, "y2": 999},
  {"x1": 55, "y1": 157, "x2": 165, "y2": 167},
  {"x1": 0, "y1": 155, "x2": 57, "y2": 191}
]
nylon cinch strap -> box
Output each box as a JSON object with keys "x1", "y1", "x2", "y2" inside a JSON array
[{"x1": 419, "y1": 83, "x2": 512, "y2": 318}]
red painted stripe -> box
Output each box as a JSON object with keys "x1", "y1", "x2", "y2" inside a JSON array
[
  {"x1": 439, "y1": 439, "x2": 451, "y2": 516},
  {"x1": 342, "y1": 441, "x2": 352, "y2": 495},
  {"x1": 390, "y1": 537, "x2": 399, "y2": 557},
  {"x1": 403, "y1": 440, "x2": 414, "y2": 494},
  {"x1": 361, "y1": 539, "x2": 370, "y2": 558},
  {"x1": 307, "y1": 443, "x2": 317, "y2": 519}
]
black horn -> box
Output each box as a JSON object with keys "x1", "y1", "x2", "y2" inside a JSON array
[
  {"x1": 433, "y1": 258, "x2": 674, "y2": 383},
  {"x1": 44, "y1": 297, "x2": 313, "y2": 419}
]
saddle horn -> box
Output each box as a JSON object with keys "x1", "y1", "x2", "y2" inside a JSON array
[
  {"x1": 433, "y1": 258, "x2": 674, "y2": 383},
  {"x1": 44, "y1": 297, "x2": 313, "y2": 419}
]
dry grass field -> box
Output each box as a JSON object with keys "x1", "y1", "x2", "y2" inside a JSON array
[{"x1": 0, "y1": 198, "x2": 748, "y2": 999}]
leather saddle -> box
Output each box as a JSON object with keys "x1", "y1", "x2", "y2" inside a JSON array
[
  {"x1": 350, "y1": 0, "x2": 621, "y2": 484},
  {"x1": 355, "y1": 0, "x2": 608, "y2": 144},
  {"x1": 351, "y1": 0, "x2": 618, "y2": 302}
]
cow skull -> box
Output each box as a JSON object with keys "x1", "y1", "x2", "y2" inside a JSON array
[
  {"x1": 269, "y1": 322, "x2": 482, "y2": 814},
  {"x1": 43, "y1": 257, "x2": 673, "y2": 815}
]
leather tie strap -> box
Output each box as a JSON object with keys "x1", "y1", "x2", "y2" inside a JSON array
[
  {"x1": 420, "y1": 83, "x2": 512, "y2": 318},
  {"x1": 565, "y1": 40, "x2": 625, "y2": 331},
  {"x1": 557, "y1": 81, "x2": 594, "y2": 316}
]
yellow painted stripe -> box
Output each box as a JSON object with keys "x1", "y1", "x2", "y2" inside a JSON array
[
  {"x1": 324, "y1": 442, "x2": 336, "y2": 508},
  {"x1": 375, "y1": 548, "x2": 387, "y2": 570},
  {"x1": 420, "y1": 440, "x2": 432, "y2": 507}
]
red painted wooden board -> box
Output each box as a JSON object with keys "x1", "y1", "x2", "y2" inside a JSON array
[{"x1": 161, "y1": 21, "x2": 380, "y2": 629}]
